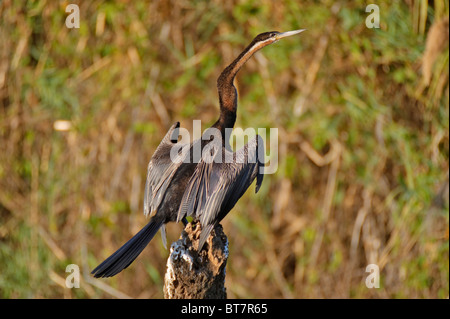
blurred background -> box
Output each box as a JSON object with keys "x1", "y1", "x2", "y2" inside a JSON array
[{"x1": 0, "y1": 0, "x2": 448, "y2": 298}]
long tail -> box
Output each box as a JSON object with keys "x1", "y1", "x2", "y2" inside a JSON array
[{"x1": 91, "y1": 217, "x2": 163, "y2": 278}]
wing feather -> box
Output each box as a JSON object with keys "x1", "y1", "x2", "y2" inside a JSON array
[
  {"x1": 144, "y1": 122, "x2": 189, "y2": 217},
  {"x1": 178, "y1": 134, "x2": 265, "y2": 250}
]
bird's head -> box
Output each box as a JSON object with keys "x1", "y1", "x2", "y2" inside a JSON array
[
  {"x1": 217, "y1": 28, "x2": 306, "y2": 102},
  {"x1": 252, "y1": 29, "x2": 306, "y2": 47}
]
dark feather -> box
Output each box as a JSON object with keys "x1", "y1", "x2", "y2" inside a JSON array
[
  {"x1": 91, "y1": 216, "x2": 163, "y2": 278},
  {"x1": 178, "y1": 134, "x2": 264, "y2": 250},
  {"x1": 144, "y1": 122, "x2": 184, "y2": 218}
]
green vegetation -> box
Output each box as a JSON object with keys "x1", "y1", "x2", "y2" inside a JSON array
[{"x1": 0, "y1": 1, "x2": 448, "y2": 298}]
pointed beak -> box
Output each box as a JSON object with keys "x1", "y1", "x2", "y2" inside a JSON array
[{"x1": 275, "y1": 29, "x2": 306, "y2": 40}]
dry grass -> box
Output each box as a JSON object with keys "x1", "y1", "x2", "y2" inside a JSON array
[{"x1": 0, "y1": 0, "x2": 448, "y2": 298}]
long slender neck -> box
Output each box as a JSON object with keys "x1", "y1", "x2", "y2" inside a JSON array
[{"x1": 213, "y1": 39, "x2": 271, "y2": 135}]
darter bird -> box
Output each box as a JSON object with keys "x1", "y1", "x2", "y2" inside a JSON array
[{"x1": 92, "y1": 29, "x2": 305, "y2": 278}]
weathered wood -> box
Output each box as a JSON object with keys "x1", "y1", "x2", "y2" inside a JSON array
[{"x1": 163, "y1": 222, "x2": 228, "y2": 299}]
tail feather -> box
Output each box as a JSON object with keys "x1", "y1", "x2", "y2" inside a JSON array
[{"x1": 91, "y1": 217, "x2": 163, "y2": 278}]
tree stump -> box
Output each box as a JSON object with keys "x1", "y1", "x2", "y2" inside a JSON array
[{"x1": 163, "y1": 222, "x2": 228, "y2": 299}]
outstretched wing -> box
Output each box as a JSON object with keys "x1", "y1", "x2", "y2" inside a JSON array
[
  {"x1": 177, "y1": 134, "x2": 265, "y2": 250},
  {"x1": 144, "y1": 122, "x2": 188, "y2": 217}
]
